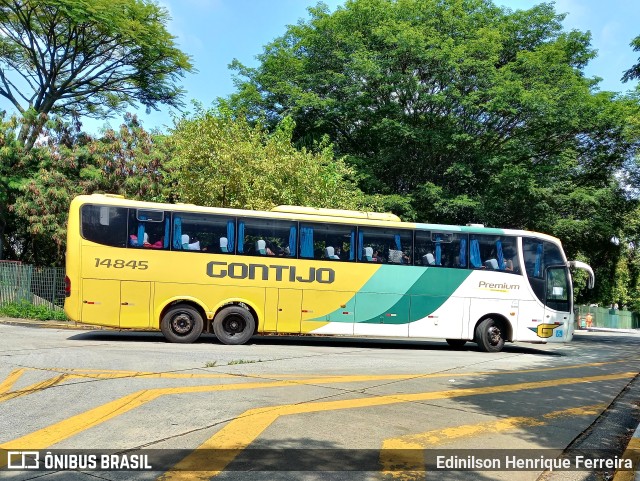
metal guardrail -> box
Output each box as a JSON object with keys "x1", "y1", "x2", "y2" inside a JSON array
[
  {"x1": 0, "y1": 261, "x2": 65, "y2": 309},
  {"x1": 575, "y1": 305, "x2": 640, "y2": 330}
]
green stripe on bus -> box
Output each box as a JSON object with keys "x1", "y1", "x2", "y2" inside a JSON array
[{"x1": 320, "y1": 267, "x2": 472, "y2": 325}]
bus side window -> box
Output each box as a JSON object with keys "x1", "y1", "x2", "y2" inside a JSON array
[
  {"x1": 475, "y1": 235, "x2": 519, "y2": 273},
  {"x1": 173, "y1": 213, "x2": 236, "y2": 254},
  {"x1": 358, "y1": 227, "x2": 412, "y2": 265},
  {"x1": 240, "y1": 218, "x2": 297, "y2": 258},
  {"x1": 128, "y1": 209, "x2": 168, "y2": 249},
  {"x1": 81, "y1": 205, "x2": 128, "y2": 247},
  {"x1": 299, "y1": 223, "x2": 355, "y2": 261}
]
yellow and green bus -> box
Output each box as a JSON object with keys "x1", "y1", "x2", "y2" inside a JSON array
[{"x1": 64, "y1": 194, "x2": 594, "y2": 352}]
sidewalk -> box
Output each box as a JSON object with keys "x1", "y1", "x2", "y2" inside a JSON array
[
  {"x1": 0, "y1": 316, "x2": 107, "y2": 330},
  {"x1": 583, "y1": 326, "x2": 640, "y2": 335}
]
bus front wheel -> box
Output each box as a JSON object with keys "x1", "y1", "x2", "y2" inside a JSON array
[
  {"x1": 475, "y1": 318, "x2": 505, "y2": 353},
  {"x1": 161, "y1": 305, "x2": 204, "y2": 343},
  {"x1": 213, "y1": 306, "x2": 255, "y2": 345}
]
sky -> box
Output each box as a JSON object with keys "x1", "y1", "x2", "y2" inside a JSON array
[{"x1": 78, "y1": 0, "x2": 640, "y2": 133}]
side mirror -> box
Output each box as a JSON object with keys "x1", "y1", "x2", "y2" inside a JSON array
[{"x1": 568, "y1": 261, "x2": 595, "y2": 289}]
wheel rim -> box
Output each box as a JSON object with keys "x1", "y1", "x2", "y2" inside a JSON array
[
  {"x1": 487, "y1": 325, "x2": 502, "y2": 346},
  {"x1": 171, "y1": 311, "x2": 195, "y2": 335},
  {"x1": 223, "y1": 315, "x2": 246, "y2": 336}
]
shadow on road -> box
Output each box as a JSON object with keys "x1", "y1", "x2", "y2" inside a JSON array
[{"x1": 66, "y1": 329, "x2": 562, "y2": 355}]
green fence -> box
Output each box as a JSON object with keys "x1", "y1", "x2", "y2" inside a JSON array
[
  {"x1": 575, "y1": 305, "x2": 640, "y2": 330},
  {"x1": 0, "y1": 261, "x2": 66, "y2": 309}
]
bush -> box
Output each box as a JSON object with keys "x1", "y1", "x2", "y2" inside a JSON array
[{"x1": 0, "y1": 301, "x2": 68, "y2": 321}]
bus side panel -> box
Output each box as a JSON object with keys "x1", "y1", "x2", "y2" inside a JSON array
[
  {"x1": 277, "y1": 288, "x2": 302, "y2": 334},
  {"x1": 468, "y1": 298, "x2": 517, "y2": 340},
  {"x1": 353, "y1": 293, "x2": 409, "y2": 337},
  {"x1": 262, "y1": 287, "x2": 278, "y2": 332},
  {"x1": 81, "y1": 279, "x2": 120, "y2": 327},
  {"x1": 518, "y1": 299, "x2": 571, "y2": 343},
  {"x1": 120, "y1": 281, "x2": 151, "y2": 328},
  {"x1": 408, "y1": 296, "x2": 467, "y2": 340},
  {"x1": 301, "y1": 290, "x2": 355, "y2": 335}
]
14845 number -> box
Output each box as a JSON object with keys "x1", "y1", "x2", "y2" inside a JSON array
[{"x1": 94, "y1": 258, "x2": 148, "y2": 270}]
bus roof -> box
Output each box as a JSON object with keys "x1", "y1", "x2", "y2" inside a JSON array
[{"x1": 271, "y1": 205, "x2": 401, "y2": 222}]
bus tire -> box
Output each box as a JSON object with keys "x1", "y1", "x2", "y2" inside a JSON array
[
  {"x1": 213, "y1": 306, "x2": 255, "y2": 345},
  {"x1": 161, "y1": 305, "x2": 204, "y2": 343},
  {"x1": 475, "y1": 318, "x2": 505, "y2": 353},
  {"x1": 446, "y1": 339, "x2": 467, "y2": 348}
]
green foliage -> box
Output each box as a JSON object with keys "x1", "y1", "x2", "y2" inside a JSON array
[
  {"x1": 227, "y1": 0, "x2": 640, "y2": 306},
  {"x1": 169, "y1": 106, "x2": 382, "y2": 211},
  {"x1": 0, "y1": 0, "x2": 193, "y2": 150},
  {"x1": 0, "y1": 301, "x2": 67, "y2": 321},
  {"x1": 622, "y1": 35, "x2": 640, "y2": 83},
  {"x1": 81, "y1": 114, "x2": 174, "y2": 202},
  {"x1": 3, "y1": 114, "x2": 172, "y2": 265}
]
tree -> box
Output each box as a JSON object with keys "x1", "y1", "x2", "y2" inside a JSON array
[
  {"x1": 168, "y1": 105, "x2": 381, "y2": 211},
  {"x1": 6, "y1": 114, "x2": 172, "y2": 266},
  {"x1": 0, "y1": 0, "x2": 193, "y2": 151},
  {"x1": 228, "y1": 0, "x2": 640, "y2": 305},
  {"x1": 622, "y1": 34, "x2": 640, "y2": 83}
]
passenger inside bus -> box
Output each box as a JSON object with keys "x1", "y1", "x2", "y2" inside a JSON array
[
  {"x1": 423, "y1": 253, "x2": 436, "y2": 265},
  {"x1": 181, "y1": 234, "x2": 201, "y2": 251},
  {"x1": 256, "y1": 239, "x2": 276, "y2": 256},
  {"x1": 325, "y1": 246, "x2": 340, "y2": 259},
  {"x1": 220, "y1": 237, "x2": 228, "y2": 252},
  {"x1": 485, "y1": 258, "x2": 499, "y2": 269},
  {"x1": 130, "y1": 232, "x2": 163, "y2": 249},
  {"x1": 364, "y1": 247, "x2": 373, "y2": 261}
]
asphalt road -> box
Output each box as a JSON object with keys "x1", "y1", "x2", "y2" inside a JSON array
[{"x1": 0, "y1": 322, "x2": 638, "y2": 481}]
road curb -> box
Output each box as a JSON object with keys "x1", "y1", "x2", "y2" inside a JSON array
[
  {"x1": 0, "y1": 317, "x2": 107, "y2": 330},
  {"x1": 586, "y1": 327, "x2": 640, "y2": 335},
  {"x1": 612, "y1": 423, "x2": 640, "y2": 481}
]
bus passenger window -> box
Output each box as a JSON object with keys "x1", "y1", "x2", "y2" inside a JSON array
[
  {"x1": 298, "y1": 223, "x2": 355, "y2": 261},
  {"x1": 128, "y1": 210, "x2": 168, "y2": 249},
  {"x1": 239, "y1": 218, "x2": 296, "y2": 257},
  {"x1": 81, "y1": 205, "x2": 128, "y2": 247},
  {"x1": 475, "y1": 235, "x2": 520, "y2": 273},
  {"x1": 358, "y1": 227, "x2": 412, "y2": 265},
  {"x1": 415, "y1": 231, "x2": 465, "y2": 268},
  {"x1": 172, "y1": 213, "x2": 235, "y2": 253}
]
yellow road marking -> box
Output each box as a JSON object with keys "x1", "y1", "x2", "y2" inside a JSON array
[
  {"x1": 0, "y1": 360, "x2": 635, "y2": 470},
  {"x1": 0, "y1": 373, "x2": 446, "y2": 456},
  {"x1": 0, "y1": 373, "x2": 70, "y2": 402},
  {"x1": 612, "y1": 437, "x2": 640, "y2": 481},
  {"x1": 157, "y1": 372, "x2": 635, "y2": 481},
  {"x1": 380, "y1": 403, "x2": 607, "y2": 478},
  {"x1": 0, "y1": 357, "x2": 634, "y2": 402},
  {"x1": 0, "y1": 368, "x2": 26, "y2": 394}
]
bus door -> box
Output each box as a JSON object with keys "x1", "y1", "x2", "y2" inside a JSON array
[
  {"x1": 277, "y1": 288, "x2": 302, "y2": 334},
  {"x1": 544, "y1": 266, "x2": 572, "y2": 340},
  {"x1": 81, "y1": 279, "x2": 120, "y2": 327},
  {"x1": 120, "y1": 281, "x2": 151, "y2": 329}
]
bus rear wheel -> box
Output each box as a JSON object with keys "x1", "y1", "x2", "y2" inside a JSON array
[
  {"x1": 446, "y1": 339, "x2": 467, "y2": 348},
  {"x1": 475, "y1": 318, "x2": 505, "y2": 353},
  {"x1": 161, "y1": 305, "x2": 204, "y2": 343},
  {"x1": 213, "y1": 306, "x2": 255, "y2": 345}
]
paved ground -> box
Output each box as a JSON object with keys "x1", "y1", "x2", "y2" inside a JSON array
[{"x1": 0, "y1": 320, "x2": 638, "y2": 481}]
